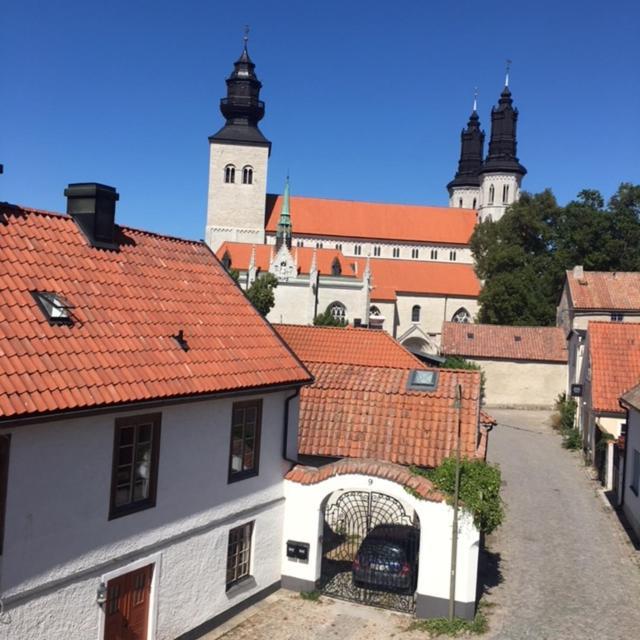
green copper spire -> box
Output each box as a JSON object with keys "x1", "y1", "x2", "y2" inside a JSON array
[{"x1": 276, "y1": 175, "x2": 293, "y2": 250}]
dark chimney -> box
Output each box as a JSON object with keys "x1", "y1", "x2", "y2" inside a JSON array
[{"x1": 64, "y1": 183, "x2": 119, "y2": 248}]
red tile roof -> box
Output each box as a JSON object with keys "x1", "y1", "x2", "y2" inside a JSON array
[
  {"x1": 273, "y1": 324, "x2": 424, "y2": 369},
  {"x1": 441, "y1": 322, "x2": 568, "y2": 363},
  {"x1": 265, "y1": 194, "x2": 477, "y2": 246},
  {"x1": 0, "y1": 205, "x2": 312, "y2": 423},
  {"x1": 285, "y1": 459, "x2": 444, "y2": 502},
  {"x1": 589, "y1": 322, "x2": 640, "y2": 414},
  {"x1": 274, "y1": 324, "x2": 484, "y2": 467},
  {"x1": 566, "y1": 271, "x2": 640, "y2": 311},
  {"x1": 217, "y1": 242, "x2": 480, "y2": 301}
]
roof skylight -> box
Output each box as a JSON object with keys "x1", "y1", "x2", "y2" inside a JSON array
[
  {"x1": 407, "y1": 369, "x2": 439, "y2": 391},
  {"x1": 32, "y1": 291, "x2": 74, "y2": 325}
]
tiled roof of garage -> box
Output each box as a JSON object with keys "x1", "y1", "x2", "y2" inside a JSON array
[
  {"x1": 441, "y1": 322, "x2": 568, "y2": 363},
  {"x1": 589, "y1": 322, "x2": 640, "y2": 414},
  {"x1": 285, "y1": 459, "x2": 444, "y2": 502},
  {"x1": 0, "y1": 204, "x2": 311, "y2": 423},
  {"x1": 275, "y1": 324, "x2": 485, "y2": 467}
]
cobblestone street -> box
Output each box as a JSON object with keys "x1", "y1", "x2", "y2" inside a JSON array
[
  {"x1": 483, "y1": 410, "x2": 640, "y2": 639},
  {"x1": 206, "y1": 410, "x2": 640, "y2": 640}
]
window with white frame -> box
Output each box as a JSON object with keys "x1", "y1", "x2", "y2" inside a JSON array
[{"x1": 226, "y1": 522, "x2": 253, "y2": 589}]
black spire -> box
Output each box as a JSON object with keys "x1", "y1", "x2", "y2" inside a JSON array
[
  {"x1": 480, "y1": 80, "x2": 526, "y2": 176},
  {"x1": 447, "y1": 99, "x2": 485, "y2": 191},
  {"x1": 209, "y1": 33, "x2": 271, "y2": 148}
]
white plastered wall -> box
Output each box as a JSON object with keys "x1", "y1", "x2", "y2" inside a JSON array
[
  {"x1": 478, "y1": 174, "x2": 521, "y2": 223},
  {"x1": 448, "y1": 186, "x2": 480, "y2": 211},
  {"x1": 281, "y1": 474, "x2": 480, "y2": 611}
]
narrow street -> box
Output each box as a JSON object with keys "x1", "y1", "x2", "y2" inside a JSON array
[{"x1": 483, "y1": 410, "x2": 640, "y2": 639}]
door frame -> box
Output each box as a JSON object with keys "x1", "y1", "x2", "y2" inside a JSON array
[{"x1": 97, "y1": 552, "x2": 162, "y2": 640}]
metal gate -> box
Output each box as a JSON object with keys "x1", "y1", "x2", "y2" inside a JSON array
[{"x1": 319, "y1": 491, "x2": 420, "y2": 614}]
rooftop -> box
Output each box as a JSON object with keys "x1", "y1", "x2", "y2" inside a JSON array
[
  {"x1": 0, "y1": 204, "x2": 311, "y2": 423},
  {"x1": 566, "y1": 270, "x2": 640, "y2": 311},
  {"x1": 588, "y1": 322, "x2": 640, "y2": 414},
  {"x1": 441, "y1": 322, "x2": 568, "y2": 363},
  {"x1": 274, "y1": 324, "x2": 487, "y2": 467},
  {"x1": 264, "y1": 194, "x2": 477, "y2": 246}
]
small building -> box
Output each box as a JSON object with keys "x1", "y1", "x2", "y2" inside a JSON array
[
  {"x1": 441, "y1": 322, "x2": 568, "y2": 408},
  {"x1": 274, "y1": 324, "x2": 493, "y2": 619},
  {"x1": 579, "y1": 322, "x2": 640, "y2": 497},
  {"x1": 0, "y1": 187, "x2": 312, "y2": 640},
  {"x1": 619, "y1": 384, "x2": 640, "y2": 540}
]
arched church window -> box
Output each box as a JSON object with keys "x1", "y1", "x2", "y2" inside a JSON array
[
  {"x1": 452, "y1": 307, "x2": 471, "y2": 323},
  {"x1": 459, "y1": 198, "x2": 463, "y2": 208},
  {"x1": 328, "y1": 302, "x2": 346, "y2": 322},
  {"x1": 488, "y1": 184, "x2": 495, "y2": 204},
  {"x1": 411, "y1": 305, "x2": 421, "y2": 322},
  {"x1": 472, "y1": 197, "x2": 477, "y2": 209},
  {"x1": 502, "y1": 185, "x2": 509, "y2": 203},
  {"x1": 369, "y1": 305, "x2": 381, "y2": 317},
  {"x1": 331, "y1": 257, "x2": 342, "y2": 276},
  {"x1": 224, "y1": 165, "x2": 236, "y2": 184},
  {"x1": 242, "y1": 166, "x2": 253, "y2": 185}
]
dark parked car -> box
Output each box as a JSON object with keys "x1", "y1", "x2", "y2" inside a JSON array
[{"x1": 352, "y1": 524, "x2": 419, "y2": 593}]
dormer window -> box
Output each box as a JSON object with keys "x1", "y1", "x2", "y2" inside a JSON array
[
  {"x1": 331, "y1": 257, "x2": 342, "y2": 276},
  {"x1": 32, "y1": 291, "x2": 73, "y2": 325},
  {"x1": 242, "y1": 166, "x2": 253, "y2": 185},
  {"x1": 224, "y1": 165, "x2": 236, "y2": 184}
]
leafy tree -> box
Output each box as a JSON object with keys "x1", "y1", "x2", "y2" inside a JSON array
[
  {"x1": 440, "y1": 357, "x2": 486, "y2": 405},
  {"x1": 471, "y1": 183, "x2": 640, "y2": 325},
  {"x1": 313, "y1": 309, "x2": 347, "y2": 327},
  {"x1": 246, "y1": 273, "x2": 278, "y2": 317}
]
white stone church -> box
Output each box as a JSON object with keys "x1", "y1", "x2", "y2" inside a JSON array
[{"x1": 206, "y1": 40, "x2": 527, "y2": 355}]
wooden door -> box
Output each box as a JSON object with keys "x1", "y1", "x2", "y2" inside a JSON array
[{"x1": 104, "y1": 565, "x2": 153, "y2": 640}]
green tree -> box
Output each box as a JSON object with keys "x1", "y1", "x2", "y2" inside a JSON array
[
  {"x1": 246, "y1": 273, "x2": 278, "y2": 317},
  {"x1": 313, "y1": 309, "x2": 347, "y2": 327},
  {"x1": 441, "y1": 357, "x2": 486, "y2": 405}
]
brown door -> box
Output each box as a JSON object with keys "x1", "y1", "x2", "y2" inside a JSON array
[{"x1": 104, "y1": 565, "x2": 153, "y2": 640}]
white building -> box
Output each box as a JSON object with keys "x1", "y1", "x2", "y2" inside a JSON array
[{"x1": 0, "y1": 188, "x2": 311, "y2": 640}]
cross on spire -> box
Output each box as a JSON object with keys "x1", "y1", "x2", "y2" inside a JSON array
[
  {"x1": 244, "y1": 25, "x2": 250, "y2": 46},
  {"x1": 473, "y1": 87, "x2": 478, "y2": 112},
  {"x1": 505, "y1": 59, "x2": 512, "y2": 87}
]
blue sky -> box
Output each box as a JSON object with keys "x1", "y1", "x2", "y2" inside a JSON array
[{"x1": 3, "y1": 1, "x2": 639, "y2": 240}]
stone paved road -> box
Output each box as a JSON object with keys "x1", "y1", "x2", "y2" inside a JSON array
[{"x1": 483, "y1": 409, "x2": 640, "y2": 640}]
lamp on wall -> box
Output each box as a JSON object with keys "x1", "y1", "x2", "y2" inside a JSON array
[{"x1": 96, "y1": 582, "x2": 107, "y2": 606}]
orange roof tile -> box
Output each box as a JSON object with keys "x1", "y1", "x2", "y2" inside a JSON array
[
  {"x1": 273, "y1": 324, "x2": 424, "y2": 369},
  {"x1": 566, "y1": 271, "x2": 640, "y2": 311},
  {"x1": 274, "y1": 323, "x2": 483, "y2": 467},
  {"x1": 441, "y1": 322, "x2": 568, "y2": 363},
  {"x1": 0, "y1": 205, "x2": 311, "y2": 423},
  {"x1": 217, "y1": 242, "x2": 480, "y2": 300},
  {"x1": 265, "y1": 194, "x2": 476, "y2": 245},
  {"x1": 285, "y1": 459, "x2": 444, "y2": 502},
  {"x1": 589, "y1": 322, "x2": 640, "y2": 414}
]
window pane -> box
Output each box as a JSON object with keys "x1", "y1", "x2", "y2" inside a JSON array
[
  {"x1": 118, "y1": 445, "x2": 133, "y2": 465},
  {"x1": 115, "y1": 486, "x2": 130, "y2": 507},
  {"x1": 138, "y1": 423, "x2": 152, "y2": 443},
  {"x1": 119, "y1": 427, "x2": 134, "y2": 447}
]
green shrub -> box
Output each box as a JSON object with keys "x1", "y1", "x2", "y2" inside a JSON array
[
  {"x1": 409, "y1": 608, "x2": 488, "y2": 636},
  {"x1": 440, "y1": 357, "x2": 486, "y2": 405},
  {"x1": 299, "y1": 590, "x2": 321, "y2": 602}
]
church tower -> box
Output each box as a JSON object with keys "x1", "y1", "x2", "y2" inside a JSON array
[
  {"x1": 447, "y1": 95, "x2": 484, "y2": 209},
  {"x1": 477, "y1": 68, "x2": 526, "y2": 222},
  {"x1": 206, "y1": 34, "x2": 271, "y2": 251}
]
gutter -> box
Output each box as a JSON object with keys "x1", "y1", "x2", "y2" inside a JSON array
[{"x1": 283, "y1": 388, "x2": 301, "y2": 466}]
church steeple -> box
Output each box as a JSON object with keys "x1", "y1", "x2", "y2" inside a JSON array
[
  {"x1": 276, "y1": 176, "x2": 293, "y2": 251},
  {"x1": 480, "y1": 68, "x2": 526, "y2": 177},
  {"x1": 447, "y1": 93, "x2": 485, "y2": 193},
  {"x1": 209, "y1": 30, "x2": 270, "y2": 147}
]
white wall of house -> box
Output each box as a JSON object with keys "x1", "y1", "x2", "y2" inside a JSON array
[
  {"x1": 0, "y1": 389, "x2": 296, "y2": 640},
  {"x1": 464, "y1": 359, "x2": 567, "y2": 408},
  {"x1": 281, "y1": 474, "x2": 479, "y2": 619},
  {"x1": 623, "y1": 407, "x2": 640, "y2": 539}
]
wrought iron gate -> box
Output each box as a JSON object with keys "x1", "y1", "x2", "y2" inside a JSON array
[{"x1": 319, "y1": 491, "x2": 420, "y2": 614}]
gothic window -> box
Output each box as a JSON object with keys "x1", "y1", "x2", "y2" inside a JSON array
[
  {"x1": 296, "y1": 240, "x2": 304, "y2": 247},
  {"x1": 354, "y1": 245, "x2": 362, "y2": 256},
  {"x1": 224, "y1": 165, "x2": 236, "y2": 184},
  {"x1": 316, "y1": 242, "x2": 323, "y2": 249},
  {"x1": 430, "y1": 249, "x2": 438, "y2": 260},
  {"x1": 472, "y1": 198, "x2": 477, "y2": 209},
  {"x1": 502, "y1": 185, "x2": 509, "y2": 203},
  {"x1": 392, "y1": 247, "x2": 400, "y2": 258},
  {"x1": 488, "y1": 184, "x2": 495, "y2": 204},
  {"x1": 242, "y1": 166, "x2": 253, "y2": 185},
  {"x1": 369, "y1": 305, "x2": 381, "y2": 317},
  {"x1": 373, "y1": 246, "x2": 381, "y2": 257},
  {"x1": 335, "y1": 243, "x2": 342, "y2": 251},
  {"x1": 327, "y1": 302, "x2": 346, "y2": 322},
  {"x1": 459, "y1": 198, "x2": 463, "y2": 208},
  {"x1": 331, "y1": 257, "x2": 342, "y2": 276},
  {"x1": 452, "y1": 307, "x2": 471, "y2": 323},
  {"x1": 449, "y1": 250, "x2": 457, "y2": 261},
  {"x1": 411, "y1": 305, "x2": 421, "y2": 322},
  {"x1": 411, "y1": 248, "x2": 419, "y2": 259}
]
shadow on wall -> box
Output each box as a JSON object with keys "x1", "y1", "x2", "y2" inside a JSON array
[{"x1": 475, "y1": 541, "x2": 503, "y2": 602}]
